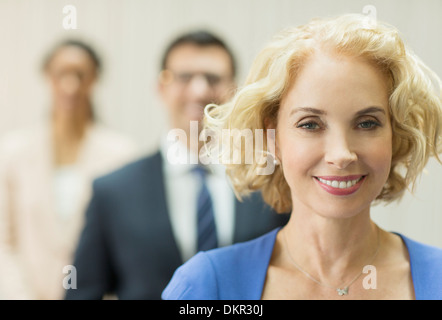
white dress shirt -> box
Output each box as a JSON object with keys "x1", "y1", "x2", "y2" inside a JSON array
[
  {"x1": 53, "y1": 165, "x2": 83, "y2": 220},
  {"x1": 160, "y1": 136, "x2": 235, "y2": 262}
]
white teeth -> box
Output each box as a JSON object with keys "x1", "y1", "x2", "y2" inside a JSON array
[{"x1": 317, "y1": 177, "x2": 362, "y2": 189}]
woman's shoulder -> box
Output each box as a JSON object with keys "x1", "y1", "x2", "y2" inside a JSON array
[
  {"x1": 396, "y1": 233, "x2": 442, "y2": 300},
  {"x1": 398, "y1": 233, "x2": 442, "y2": 263},
  {"x1": 162, "y1": 228, "x2": 279, "y2": 300}
]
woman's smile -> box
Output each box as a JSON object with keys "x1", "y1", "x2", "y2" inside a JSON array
[{"x1": 314, "y1": 175, "x2": 367, "y2": 196}]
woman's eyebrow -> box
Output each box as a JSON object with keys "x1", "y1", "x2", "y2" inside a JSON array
[
  {"x1": 289, "y1": 106, "x2": 386, "y2": 117},
  {"x1": 355, "y1": 106, "x2": 386, "y2": 116},
  {"x1": 289, "y1": 107, "x2": 326, "y2": 116}
]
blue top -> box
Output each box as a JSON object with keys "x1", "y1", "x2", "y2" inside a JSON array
[{"x1": 162, "y1": 228, "x2": 442, "y2": 300}]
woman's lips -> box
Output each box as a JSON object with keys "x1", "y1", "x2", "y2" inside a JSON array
[{"x1": 314, "y1": 175, "x2": 366, "y2": 196}]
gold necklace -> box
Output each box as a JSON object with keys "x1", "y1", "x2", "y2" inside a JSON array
[{"x1": 283, "y1": 227, "x2": 380, "y2": 296}]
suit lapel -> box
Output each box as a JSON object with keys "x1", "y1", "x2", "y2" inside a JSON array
[
  {"x1": 233, "y1": 196, "x2": 255, "y2": 243},
  {"x1": 233, "y1": 192, "x2": 288, "y2": 244},
  {"x1": 142, "y1": 152, "x2": 183, "y2": 266}
]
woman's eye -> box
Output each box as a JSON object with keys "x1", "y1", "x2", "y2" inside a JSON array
[
  {"x1": 358, "y1": 120, "x2": 380, "y2": 129},
  {"x1": 297, "y1": 122, "x2": 321, "y2": 130}
]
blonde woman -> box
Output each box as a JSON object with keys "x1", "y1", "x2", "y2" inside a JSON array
[{"x1": 162, "y1": 14, "x2": 442, "y2": 300}]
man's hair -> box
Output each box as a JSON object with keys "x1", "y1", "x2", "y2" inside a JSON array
[{"x1": 161, "y1": 30, "x2": 236, "y2": 77}]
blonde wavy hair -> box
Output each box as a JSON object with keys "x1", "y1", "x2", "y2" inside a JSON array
[{"x1": 204, "y1": 14, "x2": 442, "y2": 213}]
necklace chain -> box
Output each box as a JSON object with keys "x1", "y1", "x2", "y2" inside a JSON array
[{"x1": 283, "y1": 227, "x2": 381, "y2": 296}]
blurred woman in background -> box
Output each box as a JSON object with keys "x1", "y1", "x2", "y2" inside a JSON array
[{"x1": 0, "y1": 39, "x2": 138, "y2": 299}]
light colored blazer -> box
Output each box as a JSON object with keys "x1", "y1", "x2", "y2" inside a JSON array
[{"x1": 0, "y1": 123, "x2": 139, "y2": 299}]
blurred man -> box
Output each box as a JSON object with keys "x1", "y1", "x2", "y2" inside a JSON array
[{"x1": 65, "y1": 30, "x2": 288, "y2": 300}]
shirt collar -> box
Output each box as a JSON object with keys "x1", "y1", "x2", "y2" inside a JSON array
[{"x1": 160, "y1": 134, "x2": 226, "y2": 178}]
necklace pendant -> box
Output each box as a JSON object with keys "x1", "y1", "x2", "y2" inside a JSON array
[{"x1": 337, "y1": 287, "x2": 349, "y2": 296}]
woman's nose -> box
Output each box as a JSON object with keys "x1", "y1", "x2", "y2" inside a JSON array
[
  {"x1": 324, "y1": 131, "x2": 358, "y2": 169},
  {"x1": 59, "y1": 73, "x2": 81, "y2": 96}
]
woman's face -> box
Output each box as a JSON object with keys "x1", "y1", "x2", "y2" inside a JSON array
[
  {"x1": 276, "y1": 52, "x2": 392, "y2": 218},
  {"x1": 46, "y1": 45, "x2": 97, "y2": 117}
]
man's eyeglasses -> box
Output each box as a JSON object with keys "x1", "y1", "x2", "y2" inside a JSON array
[{"x1": 160, "y1": 69, "x2": 233, "y2": 88}]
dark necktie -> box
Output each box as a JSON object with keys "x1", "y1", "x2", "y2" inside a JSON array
[{"x1": 193, "y1": 166, "x2": 218, "y2": 252}]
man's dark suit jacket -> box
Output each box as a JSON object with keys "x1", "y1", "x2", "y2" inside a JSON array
[{"x1": 65, "y1": 151, "x2": 289, "y2": 300}]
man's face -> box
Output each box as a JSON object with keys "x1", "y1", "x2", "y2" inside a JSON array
[{"x1": 158, "y1": 44, "x2": 235, "y2": 134}]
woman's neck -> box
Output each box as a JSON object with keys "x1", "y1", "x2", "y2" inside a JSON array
[
  {"x1": 51, "y1": 106, "x2": 91, "y2": 166},
  {"x1": 283, "y1": 206, "x2": 380, "y2": 286}
]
